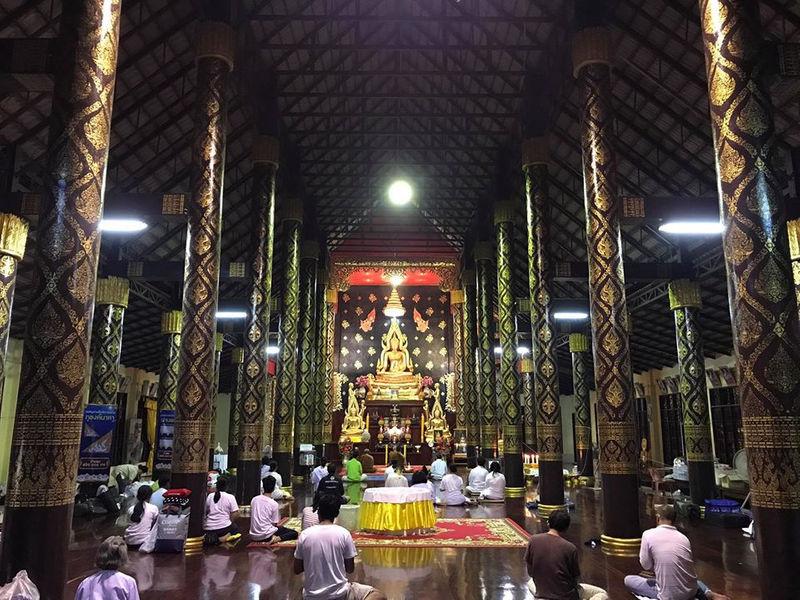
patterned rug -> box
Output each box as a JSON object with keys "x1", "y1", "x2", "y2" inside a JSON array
[{"x1": 247, "y1": 518, "x2": 530, "y2": 549}]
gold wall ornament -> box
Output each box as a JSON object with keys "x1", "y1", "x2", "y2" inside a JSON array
[
  {"x1": 329, "y1": 259, "x2": 459, "y2": 292},
  {"x1": 95, "y1": 276, "x2": 129, "y2": 308},
  {"x1": 572, "y1": 26, "x2": 612, "y2": 77},
  {"x1": 449, "y1": 289, "x2": 465, "y2": 305},
  {"x1": 251, "y1": 134, "x2": 280, "y2": 167},
  {"x1": 0, "y1": 214, "x2": 29, "y2": 260}
]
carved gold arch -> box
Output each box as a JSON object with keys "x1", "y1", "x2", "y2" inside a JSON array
[{"x1": 330, "y1": 259, "x2": 460, "y2": 291}]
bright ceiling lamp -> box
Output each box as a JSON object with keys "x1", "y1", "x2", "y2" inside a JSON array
[
  {"x1": 553, "y1": 311, "x2": 589, "y2": 320},
  {"x1": 388, "y1": 273, "x2": 405, "y2": 287},
  {"x1": 658, "y1": 221, "x2": 724, "y2": 235},
  {"x1": 217, "y1": 310, "x2": 247, "y2": 319},
  {"x1": 516, "y1": 346, "x2": 530, "y2": 356},
  {"x1": 383, "y1": 287, "x2": 406, "y2": 318},
  {"x1": 267, "y1": 346, "x2": 280, "y2": 355},
  {"x1": 100, "y1": 218, "x2": 148, "y2": 233},
  {"x1": 493, "y1": 346, "x2": 502, "y2": 355},
  {"x1": 387, "y1": 179, "x2": 413, "y2": 206}
]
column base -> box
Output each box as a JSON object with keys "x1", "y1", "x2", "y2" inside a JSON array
[
  {"x1": 600, "y1": 534, "x2": 641, "y2": 557},
  {"x1": 537, "y1": 503, "x2": 568, "y2": 519},
  {"x1": 274, "y1": 451, "x2": 293, "y2": 481},
  {"x1": 184, "y1": 535, "x2": 204, "y2": 555},
  {"x1": 481, "y1": 446, "x2": 495, "y2": 460},
  {"x1": 505, "y1": 487, "x2": 526, "y2": 498},
  {"x1": 504, "y1": 451, "x2": 524, "y2": 490},
  {"x1": 171, "y1": 471, "x2": 208, "y2": 539},
  {"x1": 538, "y1": 459, "x2": 565, "y2": 507},
  {"x1": 236, "y1": 459, "x2": 260, "y2": 504}
]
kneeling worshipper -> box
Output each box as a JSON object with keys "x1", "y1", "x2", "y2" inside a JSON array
[
  {"x1": 384, "y1": 460, "x2": 400, "y2": 479},
  {"x1": 359, "y1": 450, "x2": 376, "y2": 473},
  {"x1": 430, "y1": 453, "x2": 447, "y2": 482},
  {"x1": 204, "y1": 476, "x2": 241, "y2": 544},
  {"x1": 345, "y1": 449, "x2": 367, "y2": 482},
  {"x1": 75, "y1": 536, "x2": 141, "y2": 600},
  {"x1": 317, "y1": 463, "x2": 347, "y2": 502},
  {"x1": 438, "y1": 463, "x2": 471, "y2": 506},
  {"x1": 479, "y1": 461, "x2": 506, "y2": 502},
  {"x1": 466, "y1": 456, "x2": 489, "y2": 495},
  {"x1": 124, "y1": 486, "x2": 158, "y2": 548},
  {"x1": 310, "y1": 458, "x2": 328, "y2": 491},
  {"x1": 267, "y1": 460, "x2": 294, "y2": 501},
  {"x1": 385, "y1": 470, "x2": 409, "y2": 488},
  {"x1": 410, "y1": 469, "x2": 436, "y2": 500},
  {"x1": 250, "y1": 476, "x2": 300, "y2": 544}
]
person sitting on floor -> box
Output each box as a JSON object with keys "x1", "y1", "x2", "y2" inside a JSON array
[
  {"x1": 150, "y1": 473, "x2": 169, "y2": 510},
  {"x1": 525, "y1": 509, "x2": 609, "y2": 600},
  {"x1": 410, "y1": 466, "x2": 437, "y2": 500},
  {"x1": 430, "y1": 453, "x2": 447, "y2": 481},
  {"x1": 479, "y1": 461, "x2": 506, "y2": 502},
  {"x1": 388, "y1": 449, "x2": 405, "y2": 471},
  {"x1": 359, "y1": 450, "x2": 376, "y2": 474},
  {"x1": 204, "y1": 476, "x2": 241, "y2": 544},
  {"x1": 385, "y1": 464, "x2": 409, "y2": 488},
  {"x1": 124, "y1": 485, "x2": 157, "y2": 548},
  {"x1": 267, "y1": 460, "x2": 294, "y2": 501},
  {"x1": 384, "y1": 459, "x2": 399, "y2": 479},
  {"x1": 76, "y1": 536, "x2": 140, "y2": 600},
  {"x1": 250, "y1": 476, "x2": 300, "y2": 544},
  {"x1": 311, "y1": 457, "x2": 328, "y2": 491},
  {"x1": 345, "y1": 449, "x2": 367, "y2": 482},
  {"x1": 624, "y1": 505, "x2": 729, "y2": 600},
  {"x1": 294, "y1": 494, "x2": 387, "y2": 600},
  {"x1": 260, "y1": 456, "x2": 272, "y2": 481},
  {"x1": 466, "y1": 456, "x2": 489, "y2": 495},
  {"x1": 438, "y1": 463, "x2": 472, "y2": 506}
]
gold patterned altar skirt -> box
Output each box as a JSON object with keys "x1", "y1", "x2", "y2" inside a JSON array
[{"x1": 359, "y1": 499, "x2": 436, "y2": 534}]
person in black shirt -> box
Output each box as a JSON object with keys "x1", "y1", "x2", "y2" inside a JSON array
[{"x1": 314, "y1": 463, "x2": 346, "y2": 510}]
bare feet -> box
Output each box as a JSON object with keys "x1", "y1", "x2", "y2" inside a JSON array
[{"x1": 706, "y1": 592, "x2": 730, "y2": 600}]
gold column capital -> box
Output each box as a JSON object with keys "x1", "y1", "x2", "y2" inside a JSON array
[
  {"x1": 325, "y1": 287, "x2": 338, "y2": 304},
  {"x1": 493, "y1": 201, "x2": 516, "y2": 225},
  {"x1": 474, "y1": 241, "x2": 494, "y2": 262},
  {"x1": 569, "y1": 333, "x2": 590, "y2": 353},
  {"x1": 196, "y1": 21, "x2": 235, "y2": 69},
  {"x1": 281, "y1": 198, "x2": 304, "y2": 224},
  {"x1": 450, "y1": 289, "x2": 465, "y2": 305},
  {"x1": 301, "y1": 240, "x2": 320, "y2": 261},
  {"x1": 572, "y1": 26, "x2": 612, "y2": 77},
  {"x1": 518, "y1": 358, "x2": 534, "y2": 373},
  {"x1": 668, "y1": 279, "x2": 702, "y2": 310},
  {"x1": 251, "y1": 135, "x2": 279, "y2": 167},
  {"x1": 521, "y1": 137, "x2": 550, "y2": 168},
  {"x1": 0, "y1": 214, "x2": 28, "y2": 260},
  {"x1": 161, "y1": 310, "x2": 182, "y2": 334},
  {"x1": 215, "y1": 332, "x2": 225, "y2": 352},
  {"x1": 95, "y1": 277, "x2": 129, "y2": 307},
  {"x1": 788, "y1": 219, "x2": 800, "y2": 260},
  {"x1": 231, "y1": 347, "x2": 245, "y2": 364}
]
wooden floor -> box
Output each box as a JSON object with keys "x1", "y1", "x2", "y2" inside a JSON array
[{"x1": 63, "y1": 482, "x2": 761, "y2": 599}]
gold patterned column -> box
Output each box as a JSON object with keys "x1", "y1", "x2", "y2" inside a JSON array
[
  {"x1": 273, "y1": 199, "x2": 303, "y2": 477},
  {"x1": 495, "y1": 203, "x2": 524, "y2": 495},
  {"x1": 321, "y1": 287, "x2": 338, "y2": 445},
  {"x1": 462, "y1": 272, "x2": 480, "y2": 457},
  {"x1": 522, "y1": 139, "x2": 565, "y2": 515},
  {"x1": 574, "y1": 26, "x2": 640, "y2": 555},
  {"x1": 172, "y1": 20, "x2": 234, "y2": 549},
  {"x1": 0, "y1": 0, "x2": 121, "y2": 594},
  {"x1": 238, "y1": 134, "x2": 278, "y2": 502},
  {"x1": 295, "y1": 240, "x2": 319, "y2": 468},
  {"x1": 227, "y1": 347, "x2": 244, "y2": 468},
  {"x1": 312, "y1": 268, "x2": 328, "y2": 447},
  {"x1": 569, "y1": 333, "x2": 593, "y2": 481},
  {"x1": 208, "y1": 332, "x2": 223, "y2": 454},
  {"x1": 450, "y1": 289, "x2": 466, "y2": 433},
  {"x1": 475, "y1": 244, "x2": 498, "y2": 459},
  {"x1": 519, "y1": 358, "x2": 535, "y2": 448},
  {"x1": 668, "y1": 280, "x2": 715, "y2": 506},
  {"x1": 698, "y1": 2, "x2": 800, "y2": 593},
  {"x1": 155, "y1": 310, "x2": 181, "y2": 472},
  {"x1": 0, "y1": 215, "x2": 27, "y2": 414},
  {"x1": 788, "y1": 220, "x2": 800, "y2": 316}
]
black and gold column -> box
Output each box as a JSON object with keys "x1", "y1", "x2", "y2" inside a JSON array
[
  {"x1": 450, "y1": 289, "x2": 466, "y2": 433},
  {"x1": 295, "y1": 240, "x2": 319, "y2": 469},
  {"x1": 172, "y1": 20, "x2": 234, "y2": 550},
  {"x1": 574, "y1": 27, "x2": 640, "y2": 555},
  {"x1": 462, "y1": 272, "x2": 480, "y2": 458},
  {"x1": 273, "y1": 200, "x2": 303, "y2": 477},
  {"x1": 0, "y1": 0, "x2": 121, "y2": 594},
  {"x1": 227, "y1": 347, "x2": 244, "y2": 468},
  {"x1": 475, "y1": 244, "x2": 497, "y2": 459},
  {"x1": 523, "y1": 139, "x2": 565, "y2": 515},
  {"x1": 0, "y1": 214, "x2": 28, "y2": 411},
  {"x1": 668, "y1": 280, "x2": 715, "y2": 506},
  {"x1": 699, "y1": 1, "x2": 800, "y2": 594},
  {"x1": 155, "y1": 311, "x2": 181, "y2": 473},
  {"x1": 519, "y1": 358, "x2": 535, "y2": 448},
  {"x1": 208, "y1": 332, "x2": 223, "y2": 455},
  {"x1": 239, "y1": 135, "x2": 279, "y2": 502},
  {"x1": 88, "y1": 278, "x2": 129, "y2": 406},
  {"x1": 321, "y1": 287, "x2": 338, "y2": 448},
  {"x1": 494, "y1": 203, "x2": 524, "y2": 494},
  {"x1": 312, "y1": 268, "x2": 328, "y2": 448},
  {"x1": 569, "y1": 333, "x2": 593, "y2": 480}
]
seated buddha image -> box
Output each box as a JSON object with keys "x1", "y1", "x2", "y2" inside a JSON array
[{"x1": 376, "y1": 320, "x2": 413, "y2": 377}]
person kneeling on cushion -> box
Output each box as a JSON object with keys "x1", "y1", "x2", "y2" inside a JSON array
[
  {"x1": 204, "y1": 476, "x2": 240, "y2": 544},
  {"x1": 250, "y1": 476, "x2": 299, "y2": 544}
]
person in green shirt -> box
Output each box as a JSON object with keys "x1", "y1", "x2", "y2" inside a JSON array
[{"x1": 345, "y1": 449, "x2": 366, "y2": 482}]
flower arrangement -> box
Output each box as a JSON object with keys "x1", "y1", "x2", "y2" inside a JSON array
[
  {"x1": 355, "y1": 375, "x2": 370, "y2": 389},
  {"x1": 420, "y1": 375, "x2": 434, "y2": 390},
  {"x1": 338, "y1": 438, "x2": 353, "y2": 458},
  {"x1": 433, "y1": 434, "x2": 453, "y2": 457}
]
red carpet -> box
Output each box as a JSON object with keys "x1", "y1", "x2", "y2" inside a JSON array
[{"x1": 247, "y1": 518, "x2": 530, "y2": 549}]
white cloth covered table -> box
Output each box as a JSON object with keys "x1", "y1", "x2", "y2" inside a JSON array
[
  {"x1": 359, "y1": 487, "x2": 435, "y2": 533},
  {"x1": 362, "y1": 487, "x2": 432, "y2": 503}
]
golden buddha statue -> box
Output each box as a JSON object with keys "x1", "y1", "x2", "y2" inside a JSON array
[
  {"x1": 368, "y1": 319, "x2": 421, "y2": 401},
  {"x1": 341, "y1": 383, "x2": 367, "y2": 442},
  {"x1": 423, "y1": 383, "x2": 451, "y2": 444}
]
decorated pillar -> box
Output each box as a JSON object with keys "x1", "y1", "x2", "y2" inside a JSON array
[
  {"x1": 698, "y1": 2, "x2": 800, "y2": 594},
  {"x1": 155, "y1": 311, "x2": 181, "y2": 473},
  {"x1": 312, "y1": 268, "x2": 328, "y2": 448},
  {"x1": 321, "y1": 287, "x2": 338, "y2": 447},
  {"x1": 295, "y1": 240, "x2": 319, "y2": 470},
  {"x1": 519, "y1": 358, "x2": 535, "y2": 448},
  {"x1": 494, "y1": 203, "x2": 524, "y2": 495},
  {"x1": 668, "y1": 280, "x2": 715, "y2": 506},
  {"x1": 208, "y1": 332, "x2": 223, "y2": 455},
  {"x1": 523, "y1": 140, "x2": 565, "y2": 515},
  {"x1": 0, "y1": 0, "x2": 121, "y2": 594},
  {"x1": 172, "y1": 20, "x2": 234, "y2": 552},
  {"x1": 474, "y1": 244, "x2": 497, "y2": 459},
  {"x1": 462, "y1": 272, "x2": 480, "y2": 458},
  {"x1": 238, "y1": 134, "x2": 279, "y2": 502},
  {"x1": 450, "y1": 289, "x2": 466, "y2": 433},
  {"x1": 227, "y1": 347, "x2": 244, "y2": 468},
  {"x1": 569, "y1": 333, "x2": 593, "y2": 480},
  {"x1": 0, "y1": 214, "x2": 28, "y2": 411},
  {"x1": 273, "y1": 200, "x2": 303, "y2": 477},
  {"x1": 573, "y1": 26, "x2": 640, "y2": 555},
  {"x1": 788, "y1": 219, "x2": 800, "y2": 316}
]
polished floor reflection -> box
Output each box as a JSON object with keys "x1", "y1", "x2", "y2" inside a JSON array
[{"x1": 63, "y1": 483, "x2": 761, "y2": 599}]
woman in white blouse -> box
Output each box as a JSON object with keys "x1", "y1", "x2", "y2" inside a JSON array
[
  {"x1": 124, "y1": 486, "x2": 158, "y2": 547},
  {"x1": 479, "y1": 461, "x2": 507, "y2": 502}
]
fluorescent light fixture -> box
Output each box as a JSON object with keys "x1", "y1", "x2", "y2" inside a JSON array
[
  {"x1": 553, "y1": 311, "x2": 589, "y2": 321},
  {"x1": 100, "y1": 218, "x2": 147, "y2": 233},
  {"x1": 658, "y1": 221, "x2": 724, "y2": 235},
  {"x1": 388, "y1": 180, "x2": 413, "y2": 206},
  {"x1": 493, "y1": 346, "x2": 502, "y2": 355},
  {"x1": 516, "y1": 346, "x2": 530, "y2": 356},
  {"x1": 216, "y1": 310, "x2": 247, "y2": 320},
  {"x1": 267, "y1": 346, "x2": 280, "y2": 355}
]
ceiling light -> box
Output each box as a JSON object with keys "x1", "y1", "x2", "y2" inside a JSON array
[
  {"x1": 658, "y1": 221, "x2": 724, "y2": 235},
  {"x1": 516, "y1": 346, "x2": 530, "y2": 356},
  {"x1": 267, "y1": 346, "x2": 280, "y2": 355},
  {"x1": 388, "y1": 274, "x2": 405, "y2": 287},
  {"x1": 217, "y1": 310, "x2": 247, "y2": 320},
  {"x1": 100, "y1": 218, "x2": 148, "y2": 233},
  {"x1": 493, "y1": 346, "x2": 502, "y2": 355},
  {"x1": 553, "y1": 311, "x2": 589, "y2": 321},
  {"x1": 387, "y1": 180, "x2": 413, "y2": 206}
]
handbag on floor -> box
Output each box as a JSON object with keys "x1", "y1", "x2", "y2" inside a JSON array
[
  {"x1": 0, "y1": 570, "x2": 39, "y2": 600},
  {"x1": 153, "y1": 488, "x2": 191, "y2": 553}
]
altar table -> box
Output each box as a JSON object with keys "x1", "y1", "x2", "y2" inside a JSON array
[{"x1": 358, "y1": 487, "x2": 436, "y2": 535}]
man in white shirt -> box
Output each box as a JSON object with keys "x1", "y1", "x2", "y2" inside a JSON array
[
  {"x1": 383, "y1": 460, "x2": 399, "y2": 479},
  {"x1": 260, "y1": 456, "x2": 271, "y2": 481},
  {"x1": 266, "y1": 460, "x2": 294, "y2": 501},
  {"x1": 250, "y1": 476, "x2": 300, "y2": 543},
  {"x1": 466, "y1": 456, "x2": 489, "y2": 495},
  {"x1": 294, "y1": 495, "x2": 386, "y2": 600},
  {"x1": 429, "y1": 454, "x2": 447, "y2": 481},
  {"x1": 311, "y1": 459, "x2": 328, "y2": 491}
]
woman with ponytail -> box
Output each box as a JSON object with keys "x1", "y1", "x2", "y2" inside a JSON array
[
  {"x1": 124, "y1": 485, "x2": 157, "y2": 547},
  {"x1": 204, "y1": 476, "x2": 241, "y2": 544}
]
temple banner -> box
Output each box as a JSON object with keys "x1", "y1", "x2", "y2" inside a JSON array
[
  {"x1": 77, "y1": 404, "x2": 117, "y2": 483},
  {"x1": 155, "y1": 409, "x2": 175, "y2": 471}
]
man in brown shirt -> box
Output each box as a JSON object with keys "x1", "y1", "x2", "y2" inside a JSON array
[{"x1": 524, "y1": 509, "x2": 608, "y2": 600}]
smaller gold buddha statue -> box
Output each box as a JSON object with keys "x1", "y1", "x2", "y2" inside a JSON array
[
  {"x1": 423, "y1": 383, "x2": 451, "y2": 444},
  {"x1": 341, "y1": 383, "x2": 367, "y2": 442}
]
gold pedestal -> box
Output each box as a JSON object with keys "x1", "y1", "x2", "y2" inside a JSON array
[
  {"x1": 505, "y1": 487, "x2": 526, "y2": 498},
  {"x1": 184, "y1": 535, "x2": 205, "y2": 555},
  {"x1": 537, "y1": 503, "x2": 568, "y2": 519},
  {"x1": 600, "y1": 534, "x2": 641, "y2": 557}
]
